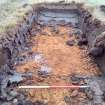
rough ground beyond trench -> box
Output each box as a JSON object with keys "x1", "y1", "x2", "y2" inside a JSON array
[{"x1": 15, "y1": 25, "x2": 101, "y2": 105}]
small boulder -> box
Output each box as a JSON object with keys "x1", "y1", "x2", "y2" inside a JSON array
[
  {"x1": 89, "y1": 47, "x2": 104, "y2": 57},
  {"x1": 66, "y1": 40, "x2": 75, "y2": 46}
]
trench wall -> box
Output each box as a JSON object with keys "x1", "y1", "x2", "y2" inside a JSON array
[{"x1": 0, "y1": 3, "x2": 83, "y2": 68}]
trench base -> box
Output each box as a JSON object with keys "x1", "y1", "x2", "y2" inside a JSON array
[{"x1": 14, "y1": 25, "x2": 101, "y2": 105}]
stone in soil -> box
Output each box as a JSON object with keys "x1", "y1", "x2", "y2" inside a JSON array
[
  {"x1": 66, "y1": 40, "x2": 75, "y2": 46},
  {"x1": 70, "y1": 90, "x2": 79, "y2": 97},
  {"x1": 8, "y1": 72, "x2": 24, "y2": 84},
  {"x1": 77, "y1": 38, "x2": 88, "y2": 46},
  {"x1": 89, "y1": 47, "x2": 104, "y2": 57},
  {"x1": 34, "y1": 101, "x2": 47, "y2": 105},
  {"x1": 64, "y1": 96, "x2": 71, "y2": 105},
  {"x1": 100, "y1": 5, "x2": 105, "y2": 13},
  {"x1": 38, "y1": 65, "x2": 52, "y2": 77},
  {"x1": 71, "y1": 28, "x2": 83, "y2": 36},
  {"x1": 70, "y1": 74, "x2": 81, "y2": 85}
]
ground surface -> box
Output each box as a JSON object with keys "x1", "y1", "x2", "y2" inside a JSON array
[{"x1": 14, "y1": 25, "x2": 101, "y2": 105}]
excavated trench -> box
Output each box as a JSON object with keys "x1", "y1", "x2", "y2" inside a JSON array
[{"x1": 1, "y1": 3, "x2": 105, "y2": 105}]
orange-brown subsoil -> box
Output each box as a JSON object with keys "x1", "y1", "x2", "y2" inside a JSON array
[{"x1": 15, "y1": 25, "x2": 101, "y2": 105}]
